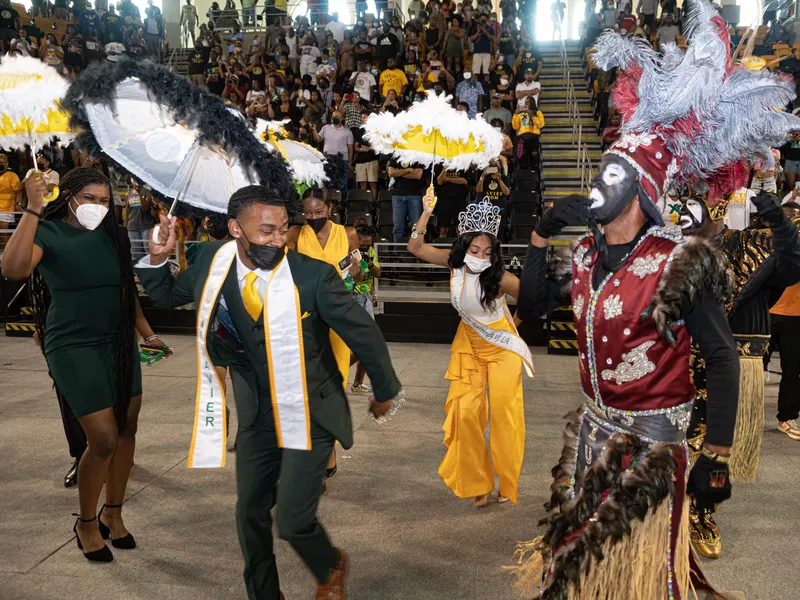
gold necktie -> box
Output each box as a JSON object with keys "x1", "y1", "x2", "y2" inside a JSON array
[{"x1": 242, "y1": 271, "x2": 263, "y2": 321}]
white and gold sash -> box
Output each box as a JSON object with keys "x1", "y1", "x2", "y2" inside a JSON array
[
  {"x1": 188, "y1": 242, "x2": 310, "y2": 469},
  {"x1": 450, "y1": 267, "x2": 534, "y2": 377}
]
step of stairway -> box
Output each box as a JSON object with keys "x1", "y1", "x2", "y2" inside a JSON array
[
  {"x1": 544, "y1": 188, "x2": 585, "y2": 198},
  {"x1": 542, "y1": 133, "x2": 601, "y2": 142},
  {"x1": 546, "y1": 119, "x2": 597, "y2": 126},
  {"x1": 5, "y1": 322, "x2": 35, "y2": 337}
]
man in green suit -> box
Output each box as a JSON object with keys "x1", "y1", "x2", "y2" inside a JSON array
[{"x1": 136, "y1": 186, "x2": 401, "y2": 600}]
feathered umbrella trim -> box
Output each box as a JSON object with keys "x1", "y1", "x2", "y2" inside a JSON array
[
  {"x1": 363, "y1": 92, "x2": 504, "y2": 170},
  {"x1": 63, "y1": 59, "x2": 299, "y2": 217},
  {"x1": 0, "y1": 56, "x2": 70, "y2": 126}
]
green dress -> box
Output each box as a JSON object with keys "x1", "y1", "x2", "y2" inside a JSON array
[{"x1": 34, "y1": 220, "x2": 142, "y2": 417}]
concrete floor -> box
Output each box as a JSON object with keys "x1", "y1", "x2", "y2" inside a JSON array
[{"x1": 0, "y1": 335, "x2": 797, "y2": 600}]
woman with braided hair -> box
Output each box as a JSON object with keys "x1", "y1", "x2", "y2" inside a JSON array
[{"x1": 2, "y1": 167, "x2": 165, "y2": 562}]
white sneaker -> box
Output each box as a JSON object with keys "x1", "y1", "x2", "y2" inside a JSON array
[{"x1": 778, "y1": 419, "x2": 800, "y2": 440}]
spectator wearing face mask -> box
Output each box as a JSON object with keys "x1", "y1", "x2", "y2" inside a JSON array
[
  {"x1": 26, "y1": 154, "x2": 60, "y2": 192},
  {"x1": 311, "y1": 112, "x2": 354, "y2": 188},
  {"x1": 455, "y1": 72, "x2": 484, "y2": 118},
  {"x1": 655, "y1": 14, "x2": 680, "y2": 49},
  {"x1": 342, "y1": 92, "x2": 364, "y2": 128},
  {"x1": 477, "y1": 160, "x2": 511, "y2": 214},
  {"x1": 512, "y1": 96, "x2": 545, "y2": 164},
  {"x1": 350, "y1": 60, "x2": 378, "y2": 103},
  {"x1": 484, "y1": 94, "x2": 513, "y2": 129}
]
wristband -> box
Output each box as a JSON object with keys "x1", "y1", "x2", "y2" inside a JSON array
[
  {"x1": 22, "y1": 207, "x2": 42, "y2": 218},
  {"x1": 701, "y1": 446, "x2": 730, "y2": 464},
  {"x1": 144, "y1": 334, "x2": 160, "y2": 344}
]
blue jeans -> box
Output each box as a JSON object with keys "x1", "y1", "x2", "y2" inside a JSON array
[
  {"x1": 128, "y1": 228, "x2": 151, "y2": 261},
  {"x1": 391, "y1": 195, "x2": 422, "y2": 241}
]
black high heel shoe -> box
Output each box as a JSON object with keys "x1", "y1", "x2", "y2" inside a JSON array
[
  {"x1": 98, "y1": 504, "x2": 137, "y2": 549},
  {"x1": 73, "y1": 516, "x2": 113, "y2": 562}
]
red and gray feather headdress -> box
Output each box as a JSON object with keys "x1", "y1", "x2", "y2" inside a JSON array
[{"x1": 593, "y1": 0, "x2": 800, "y2": 209}]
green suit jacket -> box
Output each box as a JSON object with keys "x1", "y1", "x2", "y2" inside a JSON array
[{"x1": 136, "y1": 242, "x2": 401, "y2": 448}]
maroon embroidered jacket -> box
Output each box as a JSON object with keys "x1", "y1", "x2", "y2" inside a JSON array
[{"x1": 571, "y1": 228, "x2": 694, "y2": 412}]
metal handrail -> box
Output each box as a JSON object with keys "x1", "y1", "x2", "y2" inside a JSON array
[{"x1": 579, "y1": 143, "x2": 595, "y2": 195}]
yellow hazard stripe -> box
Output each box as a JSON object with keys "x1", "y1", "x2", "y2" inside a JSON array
[
  {"x1": 549, "y1": 322, "x2": 576, "y2": 331},
  {"x1": 5, "y1": 323, "x2": 36, "y2": 331},
  {"x1": 20, "y1": 307, "x2": 34, "y2": 315},
  {"x1": 548, "y1": 339, "x2": 580, "y2": 350}
]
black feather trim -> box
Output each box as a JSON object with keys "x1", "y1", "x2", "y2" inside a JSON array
[
  {"x1": 640, "y1": 236, "x2": 733, "y2": 345},
  {"x1": 322, "y1": 153, "x2": 349, "y2": 191},
  {"x1": 535, "y1": 434, "x2": 680, "y2": 600},
  {"x1": 63, "y1": 59, "x2": 299, "y2": 218}
]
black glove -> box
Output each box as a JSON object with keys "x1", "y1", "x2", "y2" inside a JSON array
[
  {"x1": 534, "y1": 194, "x2": 591, "y2": 239},
  {"x1": 751, "y1": 191, "x2": 784, "y2": 227},
  {"x1": 687, "y1": 454, "x2": 732, "y2": 512}
]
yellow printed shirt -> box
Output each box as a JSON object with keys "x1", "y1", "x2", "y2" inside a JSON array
[
  {"x1": 0, "y1": 171, "x2": 21, "y2": 213},
  {"x1": 512, "y1": 110, "x2": 544, "y2": 136},
  {"x1": 353, "y1": 247, "x2": 379, "y2": 295},
  {"x1": 379, "y1": 68, "x2": 409, "y2": 98}
]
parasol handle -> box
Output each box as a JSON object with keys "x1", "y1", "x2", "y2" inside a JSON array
[
  {"x1": 151, "y1": 200, "x2": 178, "y2": 246},
  {"x1": 425, "y1": 183, "x2": 438, "y2": 210}
]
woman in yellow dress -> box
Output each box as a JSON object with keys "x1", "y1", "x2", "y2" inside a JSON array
[
  {"x1": 288, "y1": 187, "x2": 361, "y2": 476},
  {"x1": 408, "y1": 190, "x2": 533, "y2": 506}
]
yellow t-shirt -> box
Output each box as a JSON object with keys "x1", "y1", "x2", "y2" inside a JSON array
[
  {"x1": 512, "y1": 110, "x2": 544, "y2": 135},
  {"x1": 379, "y1": 68, "x2": 409, "y2": 98},
  {"x1": 0, "y1": 171, "x2": 21, "y2": 213}
]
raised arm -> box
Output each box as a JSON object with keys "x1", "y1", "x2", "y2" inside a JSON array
[
  {"x1": 407, "y1": 187, "x2": 450, "y2": 266},
  {"x1": 751, "y1": 191, "x2": 800, "y2": 288},
  {"x1": 316, "y1": 264, "x2": 401, "y2": 403},
  {"x1": 1, "y1": 175, "x2": 46, "y2": 280}
]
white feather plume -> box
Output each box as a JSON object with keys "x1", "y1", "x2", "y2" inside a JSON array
[
  {"x1": 362, "y1": 93, "x2": 504, "y2": 170},
  {"x1": 0, "y1": 56, "x2": 70, "y2": 127},
  {"x1": 255, "y1": 118, "x2": 329, "y2": 187}
]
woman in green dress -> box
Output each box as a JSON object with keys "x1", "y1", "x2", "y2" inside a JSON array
[{"x1": 2, "y1": 168, "x2": 166, "y2": 562}]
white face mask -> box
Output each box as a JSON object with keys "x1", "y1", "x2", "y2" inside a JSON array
[
  {"x1": 500, "y1": 77, "x2": 508, "y2": 85},
  {"x1": 71, "y1": 200, "x2": 108, "y2": 230},
  {"x1": 463, "y1": 253, "x2": 491, "y2": 273}
]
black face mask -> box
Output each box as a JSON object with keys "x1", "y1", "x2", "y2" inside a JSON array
[
  {"x1": 332, "y1": 117, "x2": 341, "y2": 125},
  {"x1": 237, "y1": 227, "x2": 284, "y2": 270},
  {"x1": 306, "y1": 217, "x2": 328, "y2": 233},
  {"x1": 299, "y1": 133, "x2": 309, "y2": 141},
  {"x1": 37, "y1": 161, "x2": 46, "y2": 169},
  {"x1": 0, "y1": 164, "x2": 6, "y2": 172}
]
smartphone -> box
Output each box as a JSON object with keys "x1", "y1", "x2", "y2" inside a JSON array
[
  {"x1": 795, "y1": 181, "x2": 800, "y2": 191},
  {"x1": 485, "y1": 166, "x2": 498, "y2": 174},
  {"x1": 338, "y1": 249, "x2": 363, "y2": 272}
]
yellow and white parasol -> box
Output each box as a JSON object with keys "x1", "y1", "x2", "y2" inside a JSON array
[
  {"x1": 363, "y1": 92, "x2": 503, "y2": 171},
  {"x1": 255, "y1": 119, "x2": 329, "y2": 188},
  {"x1": 0, "y1": 56, "x2": 76, "y2": 200}
]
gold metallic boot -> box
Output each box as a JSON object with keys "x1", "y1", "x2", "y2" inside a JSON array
[{"x1": 689, "y1": 497, "x2": 722, "y2": 559}]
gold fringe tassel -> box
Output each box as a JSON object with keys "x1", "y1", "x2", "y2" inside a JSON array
[
  {"x1": 510, "y1": 501, "x2": 691, "y2": 600},
  {"x1": 729, "y1": 356, "x2": 765, "y2": 482}
]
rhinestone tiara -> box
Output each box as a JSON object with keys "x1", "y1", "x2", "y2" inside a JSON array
[{"x1": 457, "y1": 198, "x2": 502, "y2": 237}]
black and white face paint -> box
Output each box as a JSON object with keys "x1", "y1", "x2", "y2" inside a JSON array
[
  {"x1": 588, "y1": 154, "x2": 639, "y2": 225},
  {"x1": 679, "y1": 198, "x2": 705, "y2": 235}
]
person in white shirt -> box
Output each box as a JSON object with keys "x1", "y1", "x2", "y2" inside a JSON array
[
  {"x1": 325, "y1": 12, "x2": 346, "y2": 43},
  {"x1": 349, "y1": 61, "x2": 377, "y2": 102},
  {"x1": 299, "y1": 38, "x2": 321, "y2": 81},
  {"x1": 245, "y1": 80, "x2": 267, "y2": 104},
  {"x1": 724, "y1": 187, "x2": 756, "y2": 230},
  {"x1": 514, "y1": 68, "x2": 541, "y2": 109}
]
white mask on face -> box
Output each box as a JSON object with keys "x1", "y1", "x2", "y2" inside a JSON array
[
  {"x1": 463, "y1": 253, "x2": 491, "y2": 273},
  {"x1": 500, "y1": 77, "x2": 508, "y2": 85},
  {"x1": 71, "y1": 199, "x2": 108, "y2": 230}
]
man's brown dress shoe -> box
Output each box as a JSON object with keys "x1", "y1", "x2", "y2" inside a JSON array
[{"x1": 314, "y1": 549, "x2": 348, "y2": 600}]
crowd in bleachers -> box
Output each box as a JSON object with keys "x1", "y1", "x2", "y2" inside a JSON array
[
  {"x1": 0, "y1": 0, "x2": 165, "y2": 70},
  {"x1": 183, "y1": 2, "x2": 549, "y2": 242}
]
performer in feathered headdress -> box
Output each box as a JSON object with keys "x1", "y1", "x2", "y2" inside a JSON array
[
  {"x1": 678, "y1": 183, "x2": 800, "y2": 561},
  {"x1": 408, "y1": 193, "x2": 534, "y2": 507},
  {"x1": 511, "y1": 0, "x2": 800, "y2": 597}
]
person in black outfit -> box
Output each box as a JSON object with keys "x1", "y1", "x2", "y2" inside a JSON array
[
  {"x1": 433, "y1": 165, "x2": 470, "y2": 238},
  {"x1": 376, "y1": 21, "x2": 400, "y2": 69}
]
